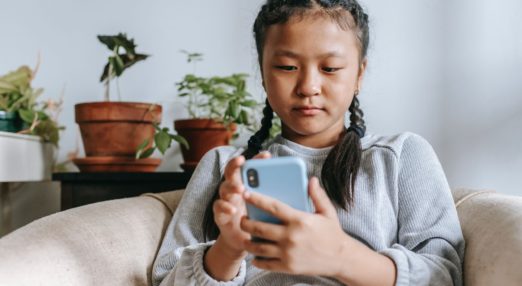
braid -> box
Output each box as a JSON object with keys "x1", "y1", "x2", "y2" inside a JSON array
[
  {"x1": 347, "y1": 96, "x2": 366, "y2": 138},
  {"x1": 322, "y1": 95, "x2": 365, "y2": 209},
  {"x1": 243, "y1": 99, "x2": 274, "y2": 159}
]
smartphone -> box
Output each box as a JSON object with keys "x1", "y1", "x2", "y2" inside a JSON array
[{"x1": 241, "y1": 156, "x2": 312, "y2": 225}]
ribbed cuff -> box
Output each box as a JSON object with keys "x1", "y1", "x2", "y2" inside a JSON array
[
  {"x1": 190, "y1": 242, "x2": 247, "y2": 286},
  {"x1": 379, "y1": 246, "x2": 410, "y2": 286}
]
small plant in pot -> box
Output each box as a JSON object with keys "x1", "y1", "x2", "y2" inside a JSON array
[
  {"x1": 171, "y1": 51, "x2": 260, "y2": 171},
  {"x1": 0, "y1": 64, "x2": 63, "y2": 145},
  {"x1": 74, "y1": 33, "x2": 183, "y2": 172}
]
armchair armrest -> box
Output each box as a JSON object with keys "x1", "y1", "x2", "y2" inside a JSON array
[
  {"x1": 0, "y1": 190, "x2": 184, "y2": 286},
  {"x1": 453, "y1": 188, "x2": 522, "y2": 286}
]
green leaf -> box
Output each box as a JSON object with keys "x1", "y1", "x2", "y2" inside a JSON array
[
  {"x1": 98, "y1": 33, "x2": 137, "y2": 54},
  {"x1": 240, "y1": 100, "x2": 257, "y2": 107},
  {"x1": 99, "y1": 33, "x2": 148, "y2": 81},
  {"x1": 0, "y1": 97, "x2": 9, "y2": 110},
  {"x1": 120, "y1": 53, "x2": 148, "y2": 73},
  {"x1": 184, "y1": 74, "x2": 197, "y2": 82},
  {"x1": 100, "y1": 63, "x2": 110, "y2": 82},
  {"x1": 37, "y1": 111, "x2": 49, "y2": 120},
  {"x1": 138, "y1": 147, "x2": 155, "y2": 159},
  {"x1": 135, "y1": 138, "x2": 149, "y2": 159},
  {"x1": 110, "y1": 56, "x2": 124, "y2": 76},
  {"x1": 33, "y1": 120, "x2": 60, "y2": 146},
  {"x1": 115, "y1": 36, "x2": 137, "y2": 56},
  {"x1": 229, "y1": 101, "x2": 240, "y2": 118},
  {"x1": 170, "y1": 134, "x2": 189, "y2": 150},
  {"x1": 0, "y1": 80, "x2": 18, "y2": 93},
  {"x1": 238, "y1": 80, "x2": 245, "y2": 92},
  {"x1": 32, "y1": 88, "x2": 43, "y2": 99},
  {"x1": 8, "y1": 91, "x2": 32, "y2": 112},
  {"x1": 18, "y1": 109, "x2": 35, "y2": 123},
  {"x1": 154, "y1": 131, "x2": 171, "y2": 154},
  {"x1": 0, "y1": 66, "x2": 32, "y2": 87},
  {"x1": 115, "y1": 55, "x2": 125, "y2": 75},
  {"x1": 233, "y1": 73, "x2": 249, "y2": 78},
  {"x1": 136, "y1": 138, "x2": 150, "y2": 151},
  {"x1": 97, "y1": 35, "x2": 117, "y2": 50},
  {"x1": 239, "y1": 110, "x2": 249, "y2": 125}
]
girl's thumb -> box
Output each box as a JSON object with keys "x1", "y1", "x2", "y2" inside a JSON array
[{"x1": 308, "y1": 177, "x2": 336, "y2": 217}]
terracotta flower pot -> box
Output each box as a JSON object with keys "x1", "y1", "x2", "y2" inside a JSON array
[
  {"x1": 75, "y1": 102, "x2": 162, "y2": 157},
  {"x1": 174, "y1": 118, "x2": 236, "y2": 171},
  {"x1": 72, "y1": 157, "x2": 162, "y2": 172}
]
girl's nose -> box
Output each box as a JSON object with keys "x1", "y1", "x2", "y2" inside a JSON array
[{"x1": 296, "y1": 69, "x2": 321, "y2": 97}]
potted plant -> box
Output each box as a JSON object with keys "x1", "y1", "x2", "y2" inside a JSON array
[
  {"x1": 0, "y1": 64, "x2": 62, "y2": 145},
  {"x1": 0, "y1": 64, "x2": 64, "y2": 181},
  {"x1": 73, "y1": 33, "x2": 182, "y2": 172},
  {"x1": 171, "y1": 51, "x2": 260, "y2": 171}
]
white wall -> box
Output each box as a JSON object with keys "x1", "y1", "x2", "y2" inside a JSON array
[
  {"x1": 365, "y1": 0, "x2": 522, "y2": 195},
  {"x1": 439, "y1": 0, "x2": 522, "y2": 195},
  {"x1": 1, "y1": 0, "x2": 521, "y2": 195}
]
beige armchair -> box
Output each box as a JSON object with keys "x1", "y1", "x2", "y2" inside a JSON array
[{"x1": 0, "y1": 189, "x2": 521, "y2": 286}]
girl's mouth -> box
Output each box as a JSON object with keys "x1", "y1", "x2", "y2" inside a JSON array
[{"x1": 293, "y1": 106, "x2": 324, "y2": 116}]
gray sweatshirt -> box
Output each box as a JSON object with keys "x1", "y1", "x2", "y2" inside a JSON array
[{"x1": 152, "y1": 132, "x2": 465, "y2": 286}]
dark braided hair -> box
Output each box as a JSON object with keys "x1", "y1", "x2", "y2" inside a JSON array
[
  {"x1": 203, "y1": 0, "x2": 369, "y2": 240},
  {"x1": 243, "y1": 99, "x2": 274, "y2": 159}
]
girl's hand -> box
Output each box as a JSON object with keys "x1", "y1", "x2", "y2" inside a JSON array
[
  {"x1": 240, "y1": 176, "x2": 353, "y2": 277},
  {"x1": 213, "y1": 152, "x2": 271, "y2": 256}
]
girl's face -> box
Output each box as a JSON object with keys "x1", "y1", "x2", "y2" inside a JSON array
[{"x1": 262, "y1": 14, "x2": 366, "y2": 148}]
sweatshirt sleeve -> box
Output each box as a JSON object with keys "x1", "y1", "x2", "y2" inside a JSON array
[
  {"x1": 152, "y1": 147, "x2": 247, "y2": 286},
  {"x1": 379, "y1": 134, "x2": 465, "y2": 286}
]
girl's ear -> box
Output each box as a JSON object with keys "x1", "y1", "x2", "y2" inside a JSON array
[{"x1": 356, "y1": 59, "x2": 368, "y2": 91}]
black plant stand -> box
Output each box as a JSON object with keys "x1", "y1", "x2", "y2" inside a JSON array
[{"x1": 53, "y1": 172, "x2": 192, "y2": 210}]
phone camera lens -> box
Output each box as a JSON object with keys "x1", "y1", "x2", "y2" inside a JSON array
[{"x1": 246, "y1": 169, "x2": 259, "y2": 188}]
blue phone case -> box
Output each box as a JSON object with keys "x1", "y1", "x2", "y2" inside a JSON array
[{"x1": 241, "y1": 156, "x2": 311, "y2": 224}]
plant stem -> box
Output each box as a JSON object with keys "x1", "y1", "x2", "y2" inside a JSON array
[
  {"x1": 188, "y1": 89, "x2": 195, "y2": 117},
  {"x1": 117, "y1": 78, "x2": 121, "y2": 101},
  {"x1": 105, "y1": 64, "x2": 112, "y2": 101}
]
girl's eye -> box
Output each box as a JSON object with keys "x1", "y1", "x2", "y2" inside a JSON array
[
  {"x1": 322, "y1": 67, "x2": 341, "y2": 73},
  {"x1": 275, "y1": 65, "x2": 297, "y2": 71}
]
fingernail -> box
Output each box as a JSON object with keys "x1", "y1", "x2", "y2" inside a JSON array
[
  {"x1": 230, "y1": 206, "x2": 237, "y2": 214},
  {"x1": 243, "y1": 191, "x2": 251, "y2": 199}
]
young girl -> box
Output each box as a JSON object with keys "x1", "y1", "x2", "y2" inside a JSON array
[{"x1": 153, "y1": 0, "x2": 464, "y2": 285}]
